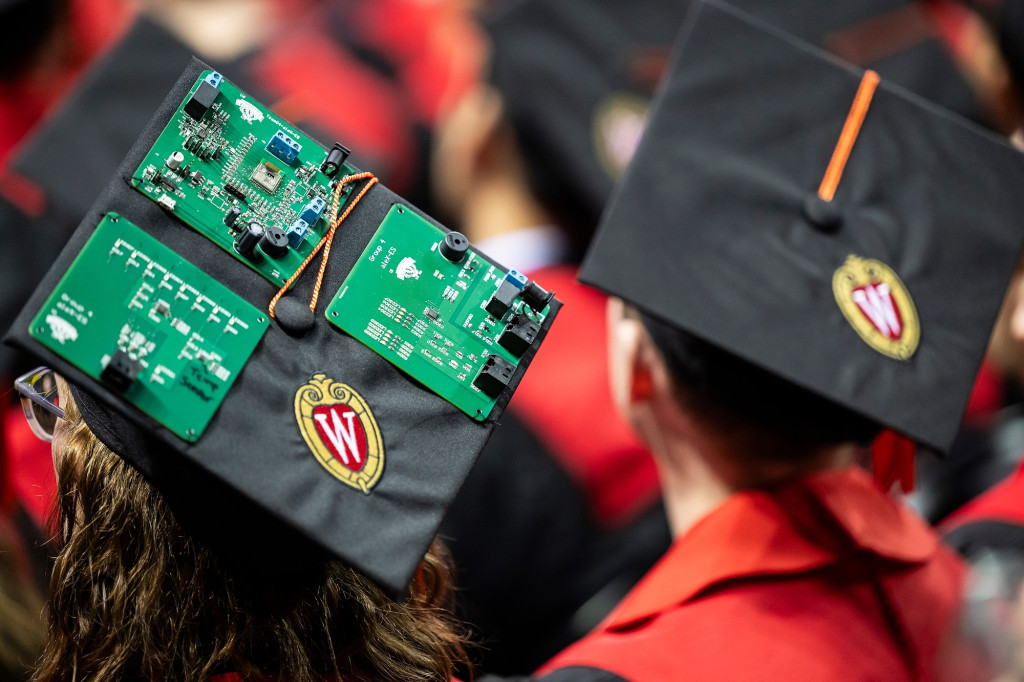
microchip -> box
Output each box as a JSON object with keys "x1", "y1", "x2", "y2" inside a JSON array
[{"x1": 250, "y1": 162, "x2": 283, "y2": 194}]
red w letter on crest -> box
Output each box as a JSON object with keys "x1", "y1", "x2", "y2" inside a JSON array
[
  {"x1": 851, "y1": 282, "x2": 903, "y2": 340},
  {"x1": 312, "y1": 405, "x2": 369, "y2": 472}
]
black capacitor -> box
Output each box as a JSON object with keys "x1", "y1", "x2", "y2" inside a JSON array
[
  {"x1": 258, "y1": 225, "x2": 290, "y2": 259},
  {"x1": 439, "y1": 231, "x2": 469, "y2": 263},
  {"x1": 224, "y1": 206, "x2": 242, "y2": 229},
  {"x1": 234, "y1": 222, "x2": 264, "y2": 258},
  {"x1": 320, "y1": 143, "x2": 351, "y2": 177},
  {"x1": 521, "y1": 280, "x2": 554, "y2": 312}
]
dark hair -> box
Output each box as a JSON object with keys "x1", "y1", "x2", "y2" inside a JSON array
[
  {"x1": 637, "y1": 309, "x2": 881, "y2": 450},
  {"x1": 34, "y1": 387, "x2": 469, "y2": 682}
]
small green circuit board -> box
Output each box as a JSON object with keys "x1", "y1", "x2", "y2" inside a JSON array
[
  {"x1": 28, "y1": 213, "x2": 269, "y2": 441},
  {"x1": 130, "y1": 70, "x2": 356, "y2": 286},
  {"x1": 327, "y1": 205, "x2": 550, "y2": 420}
]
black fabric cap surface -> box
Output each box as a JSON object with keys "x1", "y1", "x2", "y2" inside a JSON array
[
  {"x1": 579, "y1": 0, "x2": 1024, "y2": 454},
  {"x1": 5, "y1": 58, "x2": 558, "y2": 596}
]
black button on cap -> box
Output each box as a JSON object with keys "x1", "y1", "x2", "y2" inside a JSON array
[
  {"x1": 275, "y1": 297, "x2": 315, "y2": 336},
  {"x1": 802, "y1": 194, "x2": 843, "y2": 232}
]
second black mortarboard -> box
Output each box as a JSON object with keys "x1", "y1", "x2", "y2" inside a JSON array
[{"x1": 580, "y1": 0, "x2": 1024, "y2": 454}]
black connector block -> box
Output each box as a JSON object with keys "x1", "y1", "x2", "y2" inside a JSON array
[
  {"x1": 485, "y1": 280, "x2": 519, "y2": 319},
  {"x1": 101, "y1": 349, "x2": 141, "y2": 393},
  {"x1": 473, "y1": 355, "x2": 515, "y2": 398},
  {"x1": 498, "y1": 314, "x2": 540, "y2": 357},
  {"x1": 184, "y1": 81, "x2": 220, "y2": 121},
  {"x1": 521, "y1": 280, "x2": 554, "y2": 312}
]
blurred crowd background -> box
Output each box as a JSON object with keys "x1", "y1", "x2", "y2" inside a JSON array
[{"x1": 5, "y1": 0, "x2": 1024, "y2": 680}]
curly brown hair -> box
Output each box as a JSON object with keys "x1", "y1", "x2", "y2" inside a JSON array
[{"x1": 33, "y1": 386, "x2": 469, "y2": 682}]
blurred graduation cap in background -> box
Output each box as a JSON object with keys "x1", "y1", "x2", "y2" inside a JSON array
[
  {"x1": 5, "y1": 59, "x2": 559, "y2": 596},
  {"x1": 580, "y1": 0, "x2": 1024, "y2": 456},
  {"x1": 486, "y1": 0, "x2": 993, "y2": 258}
]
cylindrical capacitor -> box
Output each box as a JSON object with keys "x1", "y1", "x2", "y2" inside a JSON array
[
  {"x1": 439, "y1": 231, "x2": 469, "y2": 263},
  {"x1": 234, "y1": 222, "x2": 264, "y2": 258},
  {"x1": 224, "y1": 206, "x2": 242, "y2": 229},
  {"x1": 166, "y1": 151, "x2": 185, "y2": 171},
  {"x1": 521, "y1": 280, "x2": 554, "y2": 311},
  {"x1": 258, "y1": 225, "x2": 290, "y2": 259}
]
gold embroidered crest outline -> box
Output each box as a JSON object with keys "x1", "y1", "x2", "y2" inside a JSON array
[
  {"x1": 832, "y1": 255, "x2": 920, "y2": 361},
  {"x1": 295, "y1": 374, "x2": 384, "y2": 493}
]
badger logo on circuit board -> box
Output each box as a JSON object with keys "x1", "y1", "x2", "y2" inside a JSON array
[
  {"x1": 235, "y1": 99, "x2": 264, "y2": 124},
  {"x1": 396, "y1": 257, "x2": 422, "y2": 281},
  {"x1": 45, "y1": 314, "x2": 78, "y2": 344},
  {"x1": 295, "y1": 374, "x2": 384, "y2": 494}
]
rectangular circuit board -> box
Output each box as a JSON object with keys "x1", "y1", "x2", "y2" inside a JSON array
[
  {"x1": 327, "y1": 204, "x2": 553, "y2": 420},
  {"x1": 130, "y1": 70, "x2": 355, "y2": 287},
  {"x1": 29, "y1": 213, "x2": 269, "y2": 441}
]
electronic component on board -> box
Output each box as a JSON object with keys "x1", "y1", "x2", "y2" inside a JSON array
[
  {"x1": 439, "y1": 232, "x2": 469, "y2": 263},
  {"x1": 224, "y1": 206, "x2": 242, "y2": 229},
  {"x1": 258, "y1": 226, "x2": 289, "y2": 259},
  {"x1": 266, "y1": 130, "x2": 301, "y2": 165},
  {"x1": 299, "y1": 197, "x2": 326, "y2": 224},
  {"x1": 498, "y1": 314, "x2": 541, "y2": 357},
  {"x1": 485, "y1": 280, "x2": 520, "y2": 319},
  {"x1": 166, "y1": 151, "x2": 184, "y2": 171},
  {"x1": 234, "y1": 222, "x2": 264, "y2": 258},
  {"x1": 320, "y1": 143, "x2": 351, "y2": 178},
  {"x1": 521, "y1": 280, "x2": 554, "y2": 312},
  {"x1": 250, "y1": 162, "x2": 283, "y2": 194},
  {"x1": 473, "y1": 355, "x2": 515, "y2": 398},
  {"x1": 224, "y1": 182, "x2": 248, "y2": 202},
  {"x1": 184, "y1": 80, "x2": 220, "y2": 121},
  {"x1": 100, "y1": 348, "x2": 141, "y2": 393},
  {"x1": 286, "y1": 218, "x2": 310, "y2": 248}
]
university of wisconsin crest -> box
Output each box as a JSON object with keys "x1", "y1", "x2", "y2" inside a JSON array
[
  {"x1": 295, "y1": 374, "x2": 384, "y2": 493},
  {"x1": 832, "y1": 255, "x2": 920, "y2": 361}
]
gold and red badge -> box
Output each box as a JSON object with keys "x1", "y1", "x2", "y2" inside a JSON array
[
  {"x1": 833, "y1": 255, "x2": 920, "y2": 361},
  {"x1": 295, "y1": 374, "x2": 384, "y2": 493}
]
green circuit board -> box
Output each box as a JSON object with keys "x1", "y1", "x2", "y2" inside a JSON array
[
  {"x1": 28, "y1": 213, "x2": 269, "y2": 441},
  {"x1": 327, "y1": 204, "x2": 551, "y2": 420},
  {"x1": 130, "y1": 70, "x2": 356, "y2": 286}
]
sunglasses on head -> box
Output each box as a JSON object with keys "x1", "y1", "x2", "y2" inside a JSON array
[{"x1": 14, "y1": 366, "x2": 65, "y2": 443}]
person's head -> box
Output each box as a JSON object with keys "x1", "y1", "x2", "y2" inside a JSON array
[
  {"x1": 16, "y1": 368, "x2": 466, "y2": 682},
  {"x1": 431, "y1": 0, "x2": 690, "y2": 259},
  {"x1": 607, "y1": 299, "x2": 880, "y2": 470}
]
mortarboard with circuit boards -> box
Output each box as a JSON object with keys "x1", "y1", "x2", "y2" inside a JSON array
[{"x1": 5, "y1": 59, "x2": 560, "y2": 595}]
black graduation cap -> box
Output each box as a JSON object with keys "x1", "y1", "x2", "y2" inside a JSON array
[
  {"x1": 485, "y1": 0, "x2": 694, "y2": 244},
  {"x1": 485, "y1": 0, "x2": 987, "y2": 255},
  {"x1": 11, "y1": 16, "x2": 238, "y2": 222},
  {"x1": 5, "y1": 59, "x2": 559, "y2": 596},
  {"x1": 579, "y1": 0, "x2": 1024, "y2": 455}
]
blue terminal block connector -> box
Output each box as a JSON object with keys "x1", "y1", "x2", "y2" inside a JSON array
[
  {"x1": 299, "y1": 197, "x2": 326, "y2": 224},
  {"x1": 266, "y1": 130, "x2": 301, "y2": 165}
]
